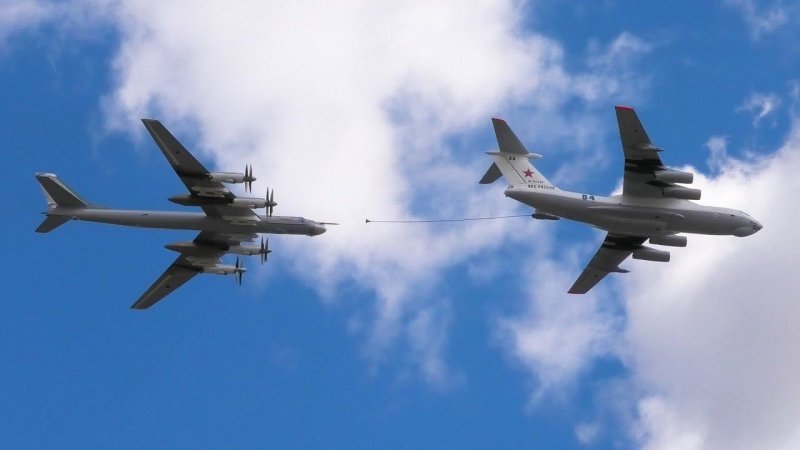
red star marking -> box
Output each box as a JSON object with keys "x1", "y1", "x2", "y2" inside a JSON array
[{"x1": 523, "y1": 168, "x2": 534, "y2": 178}]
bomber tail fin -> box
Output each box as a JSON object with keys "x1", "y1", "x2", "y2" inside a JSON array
[
  {"x1": 479, "y1": 118, "x2": 556, "y2": 190},
  {"x1": 36, "y1": 173, "x2": 89, "y2": 208},
  {"x1": 34, "y1": 173, "x2": 89, "y2": 233}
]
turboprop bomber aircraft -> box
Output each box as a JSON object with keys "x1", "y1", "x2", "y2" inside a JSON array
[
  {"x1": 480, "y1": 106, "x2": 762, "y2": 294},
  {"x1": 36, "y1": 119, "x2": 330, "y2": 309}
]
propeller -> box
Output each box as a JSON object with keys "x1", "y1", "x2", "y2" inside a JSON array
[
  {"x1": 244, "y1": 165, "x2": 257, "y2": 193},
  {"x1": 319, "y1": 222, "x2": 340, "y2": 226},
  {"x1": 260, "y1": 237, "x2": 272, "y2": 265},
  {"x1": 265, "y1": 187, "x2": 277, "y2": 217},
  {"x1": 234, "y1": 256, "x2": 245, "y2": 285}
]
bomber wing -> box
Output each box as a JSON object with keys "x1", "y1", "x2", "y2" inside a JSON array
[
  {"x1": 568, "y1": 233, "x2": 646, "y2": 294},
  {"x1": 142, "y1": 119, "x2": 235, "y2": 200},
  {"x1": 130, "y1": 255, "x2": 202, "y2": 309},
  {"x1": 141, "y1": 119, "x2": 259, "y2": 223},
  {"x1": 130, "y1": 231, "x2": 257, "y2": 309}
]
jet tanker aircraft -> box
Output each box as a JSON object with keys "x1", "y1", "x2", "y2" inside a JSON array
[
  {"x1": 480, "y1": 106, "x2": 762, "y2": 294},
  {"x1": 36, "y1": 119, "x2": 329, "y2": 309}
]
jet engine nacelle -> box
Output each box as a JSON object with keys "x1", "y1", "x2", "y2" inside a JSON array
[
  {"x1": 632, "y1": 246, "x2": 671, "y2": 262},
  {"x1": 662, "y1": 186, "x2": 701, "y2": 200},
  {"x1": 654, "y1": 169, "x2": 694, "y2": 184},
  {"x1": 208, "y1": 172, "x2": 245, "y2": 184},
  {"x1": 649, "y1": 235, "x2": 687, "y2": 247}
]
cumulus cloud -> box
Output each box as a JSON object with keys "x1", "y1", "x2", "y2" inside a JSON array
[
  {"x1": 497, "y1": 103, "x2": 800, "y2": 448},
  {"x1": 624, "y1": 119, "x2": 800, "y2": 449},
  {"x1": 11, "y1": 1, "x2": 800, "y2": 447},
  {"x1": 634, "y1": 396, "x2": 705, "y2": 450},
  {"x1": 83, "y1": 0, "x2": 649, "y2": 385},
  {"x1": 723, "y1": 0, "x2": 789, "y2": 39},
  {"x1": 495, "y1": 240, "x2": 621, "y2": 402}
]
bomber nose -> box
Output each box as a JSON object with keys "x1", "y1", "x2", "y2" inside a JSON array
[
  {"x1": 311, "y1": 223, "x2": 327, "y2": 236},
  {"x1": 752, "y1": 220, "x2": 763, "y2": 233}
]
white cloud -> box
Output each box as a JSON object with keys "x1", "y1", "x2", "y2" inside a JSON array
[
  {"x1": 0, "y1": 0, "x2": 111, "y2": 51},
  {"x1": 574, "y1": 421, "x2": 601, "y2": 446},
  {"x1": 84, "y1": 0, "x2": 649, "y2": 385},
  {"x1": 736, "y1": 91, "x2": 781, "y2": 126},
  {"x1": 575, "y1": 32, "x2": 652, "y2": 104},
  {"x1": 634, "y1": 396, "x2": 705, "y2": 450},
  {"x1": 0, "y1": 0, "x2": 57, "y2": 45},
  {"x1": 496, "y1": 105, "x2": 800, "y2": 448},
  {"x1": 624, "y1": 119, "x2": 800, "y2": 449},
  {"x1": 704, "y1": 135, "x2": 729, "y2": 171},
  {"x1": 12, "y1": 1, "x2": 800, "y2": 447},
  {"x1": 724, "y1": 0, "x2": 789, "y2": 39},
  {"x1": 495, "y1": 242, "x2": 621, "y2": 402}
]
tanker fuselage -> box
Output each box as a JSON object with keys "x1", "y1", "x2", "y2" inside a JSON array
[{"x1": 505, "y1": 187, "x2": 761, "y2": 238}]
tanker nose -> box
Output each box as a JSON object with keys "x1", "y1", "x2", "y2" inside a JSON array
[{"x1": 733, "y1": 220, "x2": 762, "y2": 237}]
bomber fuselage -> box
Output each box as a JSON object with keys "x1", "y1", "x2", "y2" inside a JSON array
[{"x1": 50, "y1": 207, "x2": 327, "y2": 236}]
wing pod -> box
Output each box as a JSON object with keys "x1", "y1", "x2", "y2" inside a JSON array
[
  {"x1": 654, "y1": 169, "x2": 693, "y2": 184},
  {"x1": 532, "y1": 211, "x2": 559, "y2": 220},
  {"x1": 662, "y1": 186, "x2": 701, "y2": 200},
  {"x1": 632, "y1": 246, "x2": 670, "y2": 262},
  {"x1": 649, "y1": 235, "x2": 687, "y2": 247}
]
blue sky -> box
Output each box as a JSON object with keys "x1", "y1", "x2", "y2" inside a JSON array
[{"x1": 4, "y1": 1, "x2": 800, "y2": 449}]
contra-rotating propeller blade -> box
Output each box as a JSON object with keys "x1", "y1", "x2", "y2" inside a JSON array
[
  {"x1": 235, "y1": 256, "x2": 244, "y2": 285},
  {"x1": 260, "y1": 237, "x2": 272, "y2": 265},
  {"x1": 266, "y1": 187, "x2": 277, "y2": 217},
  {"x1": 244, "y1": 165, "x2": 257, "y2": 193}
]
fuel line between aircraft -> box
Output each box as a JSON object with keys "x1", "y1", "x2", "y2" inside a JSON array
[{"x1": 365, "y1": 214, "x2": 532, "y2": 224}]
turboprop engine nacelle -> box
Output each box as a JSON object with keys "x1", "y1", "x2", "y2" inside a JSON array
[
  {"x1": 654, "y1": 169, "x2": 694, "y2": 184},
  {"x1": 207, "y1": 165, "x2": 256, "y2": 192},
  {"x1": 662, "y1": 186, "x2": 701, "y2": 200},
  {"x1": 203, "y1": 264, "x2": 245, "y2": 276},
  {"x1": 230, "y1": 198, "x2": 268, "y2": 208},
  {"x1": 169, "y1": 194, "x2": 268, "y2": 209},
  {"x1": 632, "y1": 246, "x2": 671, "y2": 262},
  {"x1": 649, "y1": 235, "x2": 687, "y2": 247},
  {"x1": 208, "y1": 172, "x2": 245, "y2": 184},
  {"x1": 228, "y1": 245, "x2": 262, "y2": 256}
]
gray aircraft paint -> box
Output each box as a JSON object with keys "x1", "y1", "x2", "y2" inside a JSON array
[
  {"x1": 47, "y1": 206, "x2": 326, "y2": 236},
  {"x1": 505, "y1": 188, "x2": 759, "y2": 237},
  {"x1": 35, "y1": 119, "x2": 328, "y2": 309},
  {"x1": 482, "y1": 107, "x2": 762, "y2": 293}
]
